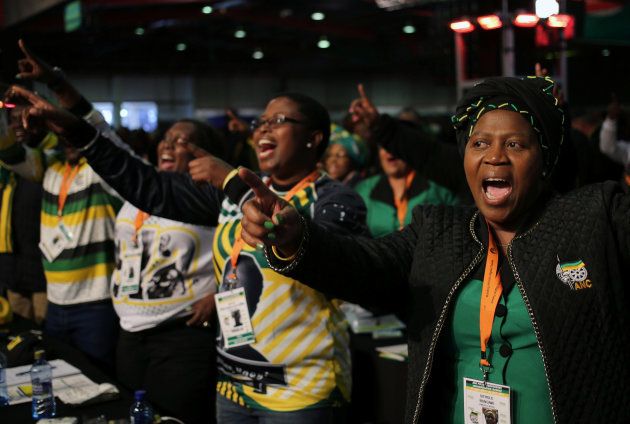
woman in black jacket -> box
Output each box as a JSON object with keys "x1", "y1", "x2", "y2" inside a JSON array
[{"x1": 234, "y1": 76, "x2": 630, "y2": 424}]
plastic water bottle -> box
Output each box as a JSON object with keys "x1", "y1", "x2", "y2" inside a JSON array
[
  {"x1": 0, "y1": 350, "x2": 9, "y2": 406},
  {"x1": 30, "y1": 350, "x2": 56, "y2": 419},
  {"x1": 129, "y1": 390, "x2": 154, "y2": 424}
]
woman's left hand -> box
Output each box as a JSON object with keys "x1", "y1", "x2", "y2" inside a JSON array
[{"x1": 186, "y1": 294, "x2": 216, "y2": 326}]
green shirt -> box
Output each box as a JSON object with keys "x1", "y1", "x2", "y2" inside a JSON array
[
  {"x1": 444, "y1": 279, "x2": 554, "y2": 423},
  {"x1": 355, "y1": 174, "x2": 457, "y2": 238}
]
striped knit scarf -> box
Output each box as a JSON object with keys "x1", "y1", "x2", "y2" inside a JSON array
[{"x1": 0, "y1": 166, "x2": 16, "y2": 253}]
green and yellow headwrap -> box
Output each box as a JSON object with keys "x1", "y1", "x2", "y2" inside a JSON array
[{"x1": 452, "y1": 76, "x2": 565, "y2": 178}]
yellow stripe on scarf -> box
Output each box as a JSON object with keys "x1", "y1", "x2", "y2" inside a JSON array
[{"x1": 0, "y1": 172, "x2": 16, "y2": 253}]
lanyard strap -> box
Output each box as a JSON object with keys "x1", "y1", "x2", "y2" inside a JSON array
[
  {"x1": 393, "y1": 171, "x2": 416, "y2": 230},
  {"x1": 132, "y1": 210, "x2": 150, "y2": 244},
  {"x1": 58, "y1": 163, "x2": 81, "y2": 218},
  {"x1": 229, "y1": 170, "x2": 321, "y2": 274},
  {"x1": 479, "y1": 225, "x2": 503, "y2": 375}
]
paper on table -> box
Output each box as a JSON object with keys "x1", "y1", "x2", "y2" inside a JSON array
[
  {"x1": 376, "y1": 343, "x2": 408, "y2": 362},
  {"x1": 54, "y1": 374, "x2": 119, "y2": 405},
  {"x1": 6, "y1": 359, "x2": 81, "y2": 386},
  {"x1": 4, "y1": 359, "x2": 119, "y2": 406}
]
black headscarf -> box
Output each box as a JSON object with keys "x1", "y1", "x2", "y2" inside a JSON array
[{"x1": 452, "y1": 76, "x2": 565, "y2": 178}]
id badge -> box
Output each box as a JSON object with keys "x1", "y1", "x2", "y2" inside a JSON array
[
  {"x1": 120, "y1": 244, "x2": 142, "y2": 295},
  {"x1": 39, "y1": 222, "x2": 73, "y2": 262},
  {"x1": 215, "y1": 287, "x2": 256, "y2": 348},
  {"x1": 463, "y1": 377, "x2": 511, "y2": 424}
]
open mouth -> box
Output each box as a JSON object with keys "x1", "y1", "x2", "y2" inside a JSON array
[
  {"x1": 257, "y1": 138, "x2": 277, "y2": 159},
  {"x1": 482, "y1": 178, "x2": 512, "y2": 204},
  {"x1": 159, "y1": 153, "x2": 175, "y2": 170}
]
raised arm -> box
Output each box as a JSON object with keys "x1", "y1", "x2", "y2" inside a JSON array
[
  {"x1": 237, "y1": 168, "x2": 413, "y2": 309},
  {"x1": 5, "y1": 85, "x2": 224, "y2": 226},
  {"x1": 348, "y1": 84, "x2": 469, "y2": 199}
]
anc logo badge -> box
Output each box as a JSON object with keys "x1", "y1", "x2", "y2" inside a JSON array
[{"x1": 555, "y1": 257, "x2": 592, "y2": 290}]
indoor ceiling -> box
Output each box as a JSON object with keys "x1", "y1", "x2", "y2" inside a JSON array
[{"x1": 1, "y1": 0, "x2": 628, "y2": 106}]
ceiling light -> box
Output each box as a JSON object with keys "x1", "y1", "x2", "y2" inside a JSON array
[
  {"x1": 317, "y1": 36, "x2": 330, "y2": 49},
  {"x1": 450, "y1": 19, "x2": 475, "y2": 33},
  {"x1": 535, "y1": 0, "x2": 559, "y2": 19},
  {"x1": 547, "y1": 14, "x2": 572, "y2": 28},
  {"x1": 134, "y1": 27, "x2": 145, "y2": 36},
  {"x1": 311, "y1": 12, "x2": 325, "y2": 21},
  {"x1": 402, "y1": 24, "x2": 416, "y2": 34},
  {"x1": 202, "y1": 5, "x2": 213, "y2": 14},
  {"x1": 477, "y1": 15, "x2": 503, "y2": 30},
  {"x1": 234, "y1": 29, "x2": 246, "y2": 39},
  {"x1": 513, "y1": 13, "x2": 540, "y2": 28},
  {"x1": 176, "y1": 43, "x2": 187, "y2": 52},
  {"x1": 252, "y1": 49, "x2": 264, "y2": 60}
]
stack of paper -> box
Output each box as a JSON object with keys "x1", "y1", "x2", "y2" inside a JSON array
[
  {"x1": 5, "y1": 359, "x2": 119, "y2": 406},
  {"x1": 376, "y1": 344, "x2": 408, "y2": 362},
  {"x1": 339, "y1": 302, "x2": 406, "y2": 335}
]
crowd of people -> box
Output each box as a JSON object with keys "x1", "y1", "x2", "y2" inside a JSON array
[{"x1": 1, "y1": 38, "x2": 629, "y2": 424}]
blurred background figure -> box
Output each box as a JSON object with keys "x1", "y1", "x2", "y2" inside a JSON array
[
  {"x1": 0, "y1": 103, "x2": 53, "y2": 325},
  {"x1": 323, "y1": 123, "x2": 367, "y2": 187},
  {"x1": 355, "y1": 146, "x2": 457, "y2": 238}
]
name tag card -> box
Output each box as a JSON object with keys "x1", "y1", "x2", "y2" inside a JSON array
[
  {"x1": 39, "y1": 222, "x2": 73, "y2": 262},
  {"x1": 463, "y1": 377, "x2": 511, "y2": 424},
  {"x1": 120, "y1": 243, "x2": 142, "y2": 295},
  {"x1": 215, "y1": 287, "x2": 255, "y2": 348}
]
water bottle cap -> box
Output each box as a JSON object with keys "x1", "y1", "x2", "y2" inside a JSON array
[
  {"x1": 34, "y1": 350, "x2": 45, "y2": 360},
  {"x1": 134, "y1": 390, "x2": 146, "y2": 400}
]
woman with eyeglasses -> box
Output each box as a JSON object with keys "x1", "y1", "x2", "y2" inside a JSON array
[
  {"x1": 10, "y1": 87, "x2": 367, "y2": 423},
  {"x1": 112, "y1": 119, "x2": 223, "y2": 423}
]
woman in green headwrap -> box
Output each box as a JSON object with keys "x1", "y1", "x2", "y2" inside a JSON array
[
  {"x1": 236, "y1": 75, "x2": 630, "y2": 424},
  {"x1": 323, "y1": 123, "x2": 367, "y2": 187}
]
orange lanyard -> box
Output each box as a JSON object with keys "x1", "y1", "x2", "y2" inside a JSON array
[
  {"x1": 479, "y1": 225, "x2": 503, "y2": 377},
  {"x1": 393, "y1": 171, "x2": 416, "y2": 230},
  {"x1": 228, "y1": 170, "x2": 321, "y2": 279},
  {"x1": 57, "y1": 163, "x2": 81, "y2": 219},
  {"x1": 132, "y1": 210, "x2": 150, "y2": 244}
]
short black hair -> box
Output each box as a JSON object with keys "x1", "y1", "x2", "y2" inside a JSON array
[
  {"x1": 271, "y1": 92, "x2": 330, "y2": 157},
  {"x1": 177, "y1": 118, "x2": 226, "y2": 159}
]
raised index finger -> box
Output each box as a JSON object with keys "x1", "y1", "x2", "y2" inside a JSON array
[
  {"x1": 186, "y1": 142, "x2": 210, "y2": 158},
  {"x1": 18, "y1": 39, "x2": 34, "y2": 59},
  {"x1": 239, "y1": 167, "x2": 275, "y2": 200},
  {"x1": 357, "y1": 83, "x2": 368, "y2": 100},
  {"x1": 226, "y1": 109, "x2": 238, "y2": 120},
  {"x1": 5, "y1": 85, "x2": 41, "y2": 106}
]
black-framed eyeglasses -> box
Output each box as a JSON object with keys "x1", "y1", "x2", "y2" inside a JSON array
[{"x1": 250, "y1": 114, "x2": 305, "y2": 132}]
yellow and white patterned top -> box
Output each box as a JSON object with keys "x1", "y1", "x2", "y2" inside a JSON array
[{"x1": 213, "y1": 174, "x2": 362, "y2": 412}]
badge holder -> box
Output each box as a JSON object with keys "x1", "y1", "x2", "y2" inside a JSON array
[
  {"x1": 39, "y1": 222, "x2": 73, "y2": 262},
  {"x1": 120, "y1": 240, "x2": 143, "y2": 295},
  {"x1": 215, "y1": 272, "x2": 256, "y2": 349}
]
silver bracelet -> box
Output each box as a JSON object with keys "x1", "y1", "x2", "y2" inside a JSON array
[{"x1": 264, "y1": 214, "x2": 309, "y2": 274}]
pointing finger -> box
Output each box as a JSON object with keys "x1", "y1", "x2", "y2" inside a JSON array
[
  {"x1": 18, "y1": 39, "x2": 34, "y2": 59},
  {"x1": 238, "y1": 167, "x2": 275, "y2": 201},
  {"x1": 226, "y1": 109, "x2": 238, "y2": 120},
  {"x1": 357, "y1": 83, "x2": 368, "y2": 100},
  {"x1": 186, "y1": 142, "x2": 209, "y2": 158}
]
